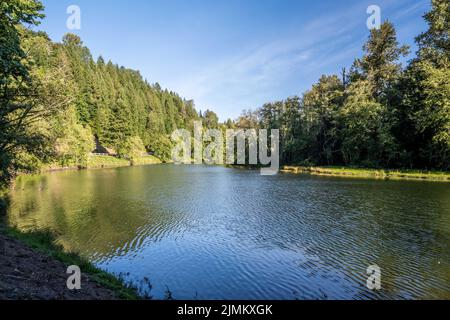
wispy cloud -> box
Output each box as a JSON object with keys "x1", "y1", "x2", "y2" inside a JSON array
[
  {"x1": 173, "y1": 3, "x2": 365, "y2": 119},
  {"x1": 172, "y1": 0, "x2": 428, "y2": 120}
]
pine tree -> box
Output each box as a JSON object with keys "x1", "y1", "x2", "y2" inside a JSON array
[{"x1": 351, "y1": 22, "x2": 409, "y2": 100}]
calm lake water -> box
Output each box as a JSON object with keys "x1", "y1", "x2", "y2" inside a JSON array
[{"x1": 7, "y1": 165, "x2": 450, "y2": 299}]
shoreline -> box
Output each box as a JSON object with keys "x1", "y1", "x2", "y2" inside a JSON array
[
  {"x1": 281, "y1": 166, "x2": 450, "y2": 182},
  {"x1": 0, "y1": 218, "x2": 143, "y2": 300},
  {"x1": 37, "y1": 157, "x2": 450, "y2": 183},
  {"x1": 0, "y1": 154, "x2": 163, "y2": 300},
  {"x1": 40, "y1": 154, "x2": 163, "y2": 173},
  {"x1": 0, "y1": 229, "x2": 142, "y2": 300}
]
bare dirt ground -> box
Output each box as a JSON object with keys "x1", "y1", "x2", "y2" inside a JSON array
[{"x1": 0, "y1": 234, "x2": 118, "y2": 300}]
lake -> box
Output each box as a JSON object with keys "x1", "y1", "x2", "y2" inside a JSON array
[{"x1": 7, "y1": 165, "x2": 450, "y2": 299}]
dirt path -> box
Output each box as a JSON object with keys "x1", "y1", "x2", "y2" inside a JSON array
[{"x1": 0, "y1": 234, "x2": 118, "y2": 300}]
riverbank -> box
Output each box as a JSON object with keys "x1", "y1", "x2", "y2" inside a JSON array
[
  {"x1": 0, "y1": 179, "x2": 144, "y2": 299},
  {"x1": 281, "y1": 166, "x2": 450, "y2": 181},
  {"x1": 1, "y1": 156, "x2": 165, "y2": 300},
  {"x1": 0, "y1": 156, "x2": 162, "y2": 299},
  {"x1": 0, "y1": 220, "x2": 143, "y2": 300},
  {"x1": 41, "y1": 154, "x2": 162, "y2": 172}
]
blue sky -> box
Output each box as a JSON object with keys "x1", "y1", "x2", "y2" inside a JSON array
[{"x1": 37, "y1": 0, "x2": 430, "y2": 121}]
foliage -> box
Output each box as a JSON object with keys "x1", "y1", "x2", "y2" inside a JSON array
[
  {"x1": 2, "y1": 226, "x2": 141, "y2": 299},
  {"x1": 146, "y1": 134, "x2": 173, "y2": 162},
  {"x1": 339, "y1": 80, "x2": 395, "y2": 167},
  {"x1": 54, "y1": 106, "x2": 95, "y2": 168},
  {"x1": 0, "y1": 0, "x2": 45, "y2": 186},
  {"x1": 1, "y1": 0, "x2": 214, "y2": 183},
  {"x1": 117, "y1": 136, "x2": 146, "y2": 161},
  {"x1": 233, "y1": 5, "x2": 449, "y2": 171},
  {"x1": 1, "y1": 0, "x2": 449, "y2": 185}
]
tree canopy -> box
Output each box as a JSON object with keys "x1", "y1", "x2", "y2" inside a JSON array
[
  {"x1": 233, "y1": 3, "x2": 449, "y2": 170},
  {"x1": 0, "y1": 0, "x2": 448, "y2": 188}
]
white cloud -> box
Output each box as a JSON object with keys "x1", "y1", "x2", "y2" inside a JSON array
[{"x1": 172, "y1": 0, "x2": 426, "y2": 120}]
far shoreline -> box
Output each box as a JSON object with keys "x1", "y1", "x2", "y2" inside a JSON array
[
  {"x1": 280, "y1": 166, "x2": 450, "y2": 182},
  {"x1": 11, "y1": 157, "x2": 450, "y2": 183}
]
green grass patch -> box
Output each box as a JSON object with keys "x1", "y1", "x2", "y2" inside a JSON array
[
  {"x1": 41, "y1": 155, "x2": 163, "y2": 172},
  {"x1": 87, "y1": 155, "x2": 130, "y2": 169},
  {"x1": 132, "y1": 155, "x2": 162, "y2": 166},
  {"x1": 282, "y1": 166, "x2": 450, "y2": 182}
]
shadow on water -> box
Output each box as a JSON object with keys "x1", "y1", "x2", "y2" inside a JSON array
[{"x1": 0, "y1": 186, "x2": 145, "y2": 300}]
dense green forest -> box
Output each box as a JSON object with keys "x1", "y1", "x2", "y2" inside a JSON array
[
  {"x1": 0, "y1": 0, "x2": 220, "y2": 188},
  {"x1": 0, "y1": 0, "x2": 449, "y2": 189},
  {"x1": 234, "y1": 0, "x2": 449, "y2": 170}
]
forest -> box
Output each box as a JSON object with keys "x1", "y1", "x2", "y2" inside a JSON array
[
  {"x1": 0, "y1": 0, "x2": 449, "y2": 190},
  {"x1": 234, "y1": 0, "x2": 449, "y2": 170}
]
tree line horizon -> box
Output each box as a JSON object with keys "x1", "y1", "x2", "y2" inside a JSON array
[{"x1": 0, "y1": 0, "x2": 449, "y2": 188}]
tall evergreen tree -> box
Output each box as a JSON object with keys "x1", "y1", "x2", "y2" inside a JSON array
[{"x1": 351, "y1": 22, "x2": 409, "y2": 100}]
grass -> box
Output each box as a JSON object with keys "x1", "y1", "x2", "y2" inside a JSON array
[
  {"x1": 131, "y1": 155, "x2": 162, "y2": 166},
  {"x1": 87, "y1": 155, "x2": 131, "y2": 169},
  {"x1": 40, "y1": 155, "x2": 163, "y2": 172},
  {"x1": 281, "y1": 165, "x2": 450, "y2": 181}
]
